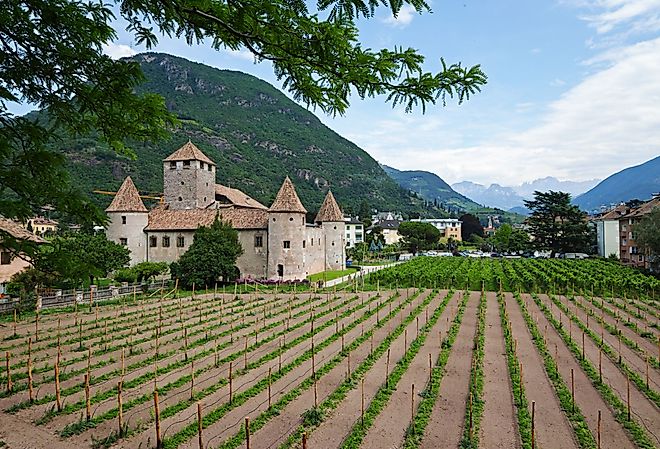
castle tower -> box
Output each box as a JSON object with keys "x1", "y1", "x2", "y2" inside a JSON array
[
  {"x1": 163, "y1": 141, "x2": 216, "y2": 210},
  {"x1": 315, "y1": 191, "x2": 346, "y2": 271},
  {"x1": 267, "y1": 177, "x2": 307, "y2": 281},
  {"x1": 105, "y1": 177, "x2": 148, "y2": 265}
]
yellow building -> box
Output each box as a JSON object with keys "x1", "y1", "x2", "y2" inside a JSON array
[{"x1": 27, "y1": 216, "x2": 58, "y2": 235}]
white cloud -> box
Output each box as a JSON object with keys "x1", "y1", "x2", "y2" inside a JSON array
[
  {"x1": 221, "y1": 48, "x2": 256, "y2": 61},
  {"x1": 573, "y1": 0, "x2": 660, "y2": 34},
  {"x1": 339, "y1": 36, "x2": 660, "y2": 186},
  {"x1": 382, "y1": 5, "x2": 418, "y2": 28},
  {"x1": 102, "y1": 43, "x2": 137, "y2": 60}
]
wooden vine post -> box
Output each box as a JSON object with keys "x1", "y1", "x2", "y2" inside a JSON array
[
  {"x1": 55, "y1": 359, "x2": 62, "y2": 412},
  {"x1": 531, "y1": 401, "x2": 536, "y2": 449},
  {"x1": 229, "y1": 362, "x2": 233, "y2": 404},
  {"x1": 13, "y1": 309, "x2": 17, "y2": 337},
  {"x1": 117, "y1": 381, "x2": 124, "y2": 436},
  {"x1": 245, "y1": 417, "x2": 250, "y2": 449},
  {"x1": 28, "y1": 338, "x2": 34, "y2": 402},
  {"x1": 626, "y1": 375, "x2": 631, "y2": 421},
  {"x1": 571, "y1": 368, "x2": 575, "y2": 413},
  {"x1": 411, "y1": 383, "x2": 416, "y2": 435},
  {"x1": 597, "y1": 409, "x2": 602, "y2": 449},
  {"x1": 197, "y1": 402, "x2": 203, "y2": 449},
  {"x1": 154, "y1": 390, "x2": 162, "y2": 449},
  {"x1": 302, "y1": 432, "x2": 307, "y2": 449},
  {"x1": 268, "y1": 367, "x2": 272, "y2": 408},
  {"x1": 386, "y1": 349, "x2": 390, "y2": 388},
  {"x1": 361, "y1": 378, "x2": 365, "y2": 427},
  {"x1": 85, "y1": 374, "x2": 91, "y2": 421},
  {"x1": 5, "y1": 351, "x2": 11, "y2": 393}
]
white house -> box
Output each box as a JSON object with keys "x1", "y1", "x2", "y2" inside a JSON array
[
  {"x1": 344, "y1": 217, "x2": 364, "y2": 248},
  {"x1": 592, "y1": 204, "x2": 627, "y2": 258}
]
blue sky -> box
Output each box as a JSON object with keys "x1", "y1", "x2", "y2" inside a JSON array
[{"x1": 21, "y1": 1, "x2": 660, "y2": 186}]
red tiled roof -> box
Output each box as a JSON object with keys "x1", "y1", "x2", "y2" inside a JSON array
[
  {"x1": 622, "y1": 196, "x2": 660, "y2": 219},
  {"x1": 215, "y1": 184, "x2": 267, "y2": 210},
  {"x1": 269, "y1": 177, "x2": 307, "y2": 213},
  {"x1": 315, "y1": 191, "x2": 343, "y2": 222},
  {"x1": 164, "y1": 141, "x2": 215, "y2": 166},
  {"x1": 145, "y1": 206, "x2": 268, "y2": 231},
  {"x1": 105, "y1": 177, "x2": 148, "y2": 213},
  {"x1": 0, "y1": 218, "x2": 46, "y2": 243}
]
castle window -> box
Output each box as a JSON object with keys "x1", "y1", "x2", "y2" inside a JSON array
[
  {"x1": 204, "y1": 197, "x2": 207, "y2": 202},
  {"x1": 289, "y1": 217, "x2": 293, "y2": 222},
  {"x1": 149, "y1": 236, "x2": 157, "y2": 247},
  {"x1": 255, "y1": 235, "x2": 263, "y2": 247},
  {"x1": 208, "y1": 165, "x2": 212, "y2": 172},
  {"x1": 177, "y1": 236, "x2": 185, "y2": 247},
  {"x1": 200, "y1": 162, "x2": 205, "y2": 170},
  {"x1": 272, "y1": 218, "x2": 276, "y2": 222},
  {"x1": 303, "y1": 240, "x2": 306, "y2": 248},
  {"x1": 334, "y1": 225, "x2": 337, "y2": 230},
  {"x1": 120, "y1": 238, "x2": 128, "y2": 246},
  {"x1": 169, "y1": 162, "x2": 176, "y2": 169},
  {"x1": 181, "y1": 181, "x2": 185, "y2": 185},
  {"x1": 183, "y1": 160, "x2": 191, "y2": 169},
  {"x1": 121, "y1": 216, "x2": 127, "y2": 225},
  {"x1": 283, "y1": 240, "x2": 290, "y2": 249},
  {"x1": 178, "y1": 197, "x2": 183, "y2": 201},
  {"x1": 162, "y1": 236, "x2": 170, "y2": 247},
  {"x1": 331, "y1": 241, "x2": 335, "y2": 246},
  {"x1": 311, "y1": 239, "x2": 313, "y2": 246},
  {"x1": 1, "y1": 251, "x2": 11, "y2": 265}
]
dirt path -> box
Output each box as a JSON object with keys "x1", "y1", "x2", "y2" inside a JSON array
[
  {"x1": 533, "y1": 294, "x2": 660, "y2": 446},
  {"x1": 0, "y1": 411, "x2": 71, "y2": 449},
  {"x1": 524, "y1": 294, "x2": 638, "y2": 449},
  {"x1": 419, "y1": 291, "x2": 480, "y2": 449},
  {"x1": 479, "y1": 291, "x2": 519, "y2": 449},
  {"x1": 503, "y1": 293, "x2": 580, "y2": 449},
  {"x1": 362, "y1": 291, "x2": 472, "y2": 449},
  {"x1": 304, "y1": 291, "x2": 457, "y2": 449},
  {"x1": 238, "y1": 290, "x2": 450, "y2": 449}
]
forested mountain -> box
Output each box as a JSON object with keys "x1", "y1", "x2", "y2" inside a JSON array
[
  {"x1": 574, "y1": 155, "x2": 660, "y2": 212},
  {"x1": 50, "y1": 52, "x2": 443, "y2": 217}
]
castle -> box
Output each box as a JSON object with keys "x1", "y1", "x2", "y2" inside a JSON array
[{"x1": 105, "y1": 142, "x2": 346, "y2": 281}]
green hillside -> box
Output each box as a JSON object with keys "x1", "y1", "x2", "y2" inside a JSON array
[{"x1": 51, "y1": 52, "x2": 445, "y2": 218}]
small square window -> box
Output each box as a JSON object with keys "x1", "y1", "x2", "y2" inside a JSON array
[
  {"x1": 1, "y1": 251, "x2": 11, "y2": 265},
  {"x1": 255, "y1": 235, "x2": 263, "y2": 248},
  {"x1": 149, "y1": 236, "x2": 157, "y2": 247},
  {"x1": 283, "y1": 240, "x2": 290, "y2": 249},
  {"x1": 120, "y1": 238, "x2": 128, "y2": 246},
  {"x1": 183, "y1": 160, "x2": 191, "y2": 169},
  {"x1": 162, "y1": 236, "x2": 170, "y2": 247},
  {"x1": 121, "y1": 216, "x2": 127, "y2": 225},
  {"x1": 169, "y1": 161, "x2": 176, "y2": 169},
  {"x1": 303, "y1": 240, "x2": 306, "y2": 248},
  {"x1": 177, "y1": 236, "x2": 185, "y2": 247}
]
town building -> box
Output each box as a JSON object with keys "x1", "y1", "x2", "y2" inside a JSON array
[
  {"x1": 410, "y1": 218, "x2": 463, "y2": 241},
  {"x1": 618, "y1": 195, "x2": 660, "y2": 269},
  {"x1": 105, "y1": 142, "x2": 345, "y2": 281},
  {"x1": 592, "y1": 204, "x2": 628, "y2": 258},
  {"x1": 0, "y1": 218, "x2": 45, "y2": 294},
  {"x1": 375, "y1": 220, "x2": 402, "y2": 245},
  {"x1": 344, "y1": 217, "x2": 364, "y2": 248},
  {"x1": 26, "y1": 216, "x2": 58, "y2": 236}
]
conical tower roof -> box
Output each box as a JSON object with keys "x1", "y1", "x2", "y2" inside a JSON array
[
  {"x1": 164, "y1": 141, "x2": 215, "y2": 166},
  {"x1": 269, "y1": 177, "x2": 307, "y2": 213},
  {"x1": 315, "y1": 190, "x2": 343, "y2": 222},
  {"x1": 105, "y1": 177, "x2": 148, "y2": 213}
]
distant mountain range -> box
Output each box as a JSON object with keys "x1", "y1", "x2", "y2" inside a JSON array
[
  {"x1": 573, "y1": 155, "x2": 660, "y2": 212},
  {"x1": 382, "y1": 165, "x2": 482, "y2": 211},
  {"x1": 452, "y1": 177, "x2": 600, "y2": 212}
]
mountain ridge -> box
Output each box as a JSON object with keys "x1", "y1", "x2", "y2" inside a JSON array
[
  {"x1": 573, "y1": 155, "x2": 660, "y2": 211},
  {"x1": 50, "y1": 52, "x2": 445, "y2": 219}
]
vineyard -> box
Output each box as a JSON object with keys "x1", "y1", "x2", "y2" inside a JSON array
[{"x1": 0, "y1": 258, "x2": 658, "y2": 449}]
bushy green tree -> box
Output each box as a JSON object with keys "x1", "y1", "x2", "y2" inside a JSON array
[
  {"x1": 133, "y1": 261, "x2": 169, "y2": 283},
  {"x1": 490, "y1": 224, "x2": 530, "y2": 253},
  {"x1": 524, "y1": 191, "x2": 592, "y2": 257},
  {"x1": 635, "y1": 207, "x2": 660, "y2": 271},
  {"x1": 170, "y1": 218, "x2": 243, "y2": 288},
  {"x1": 398, "y1": 222, "x2": 441, "y2": 255},
  {"x1": 459, "y1": 213, "x2": 484, "y2": 241}
]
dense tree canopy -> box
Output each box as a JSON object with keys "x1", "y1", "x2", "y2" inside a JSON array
[
  {"x1": 1, "y1": 0, "x2": 486, "y2": 257},
  {"x1": 635, "y1": 207, "x2": 660, "y2": 271},
  {"x1": 459, "y1": 213, "x2": 484, "y2": 241},
  {"x1": 524, "y1": 191, "x2": 592, "y2": 257},
  {"x1": 170, "y1": 218, "x2": 243, "y2": 288},
  {"x1": 398, "y1": 221, "x2": 440, "y2": 255},
  {"x1": 490, "y1": 223, "x2": 530, "y2": 254}
]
